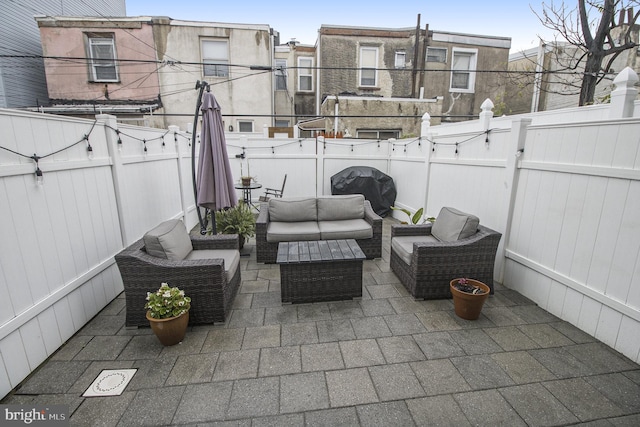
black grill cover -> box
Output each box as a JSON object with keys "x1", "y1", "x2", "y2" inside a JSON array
[{"x1": 330, "y1": 166, "x2": 397, "y2": 217}]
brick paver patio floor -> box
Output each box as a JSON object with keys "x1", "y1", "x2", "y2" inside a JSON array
[{"x1": 3, "y1": 218, "x2": 640, "y2": 426}]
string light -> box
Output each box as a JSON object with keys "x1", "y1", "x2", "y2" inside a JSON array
[
  {"x1": 455, "y1": 143, "x2": 459, "y2": 156},
  {"x1": 143, "y1": 139, "x2": 147, "y2": 155},
  {"x1": 432, "y1": 142, "x2": 436, "y2": 152},
  {"x1": 30, "y1": 154, "x2": 43, "y2": 185},
  {"x1": 86, "y1": 136, "x2": 94, "y2": 160},
  {"x1": 116, "y1": 130, "x2": 123, "y2": 152}
]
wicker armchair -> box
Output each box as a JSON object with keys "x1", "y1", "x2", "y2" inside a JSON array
[
  {"x1": 115, "y1": 233, "x2": 241, "y2": 327},
  {"x1": 390, "y1": 222, "x2": 501, "y2": 299}
]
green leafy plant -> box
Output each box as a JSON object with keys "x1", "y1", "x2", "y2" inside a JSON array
[
  {"x1": 214, "y1": 201, "x2": 256, "y2": 240},
  {"x1": 145, "y1": 283, "x2": 191, "y2": 319},
  {"x1": 390, "y1": 206, "x2": 435, "y2": 224}
]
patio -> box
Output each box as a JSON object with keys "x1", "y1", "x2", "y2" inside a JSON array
[{"x1": 2, "y1": 218, "x2": 640, "y2": 426}]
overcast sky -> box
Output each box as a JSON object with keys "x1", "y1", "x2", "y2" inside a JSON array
[{"x1": 126, "y1": 0, "x2": 559, "y2": 54}]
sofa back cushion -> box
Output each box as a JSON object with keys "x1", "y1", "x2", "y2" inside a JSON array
[
  {"x1": 269, "y1": 197, "x2": 317, "y2": 222},
  {"x1": 431, "y1": 207, "x2": 479, "y2": 242},
  {"x1": 143, "y1": 219, "x2": 193, "y2": 260},
  {"x1": 317, "y1": 194, "x2": 365, "y2": 221}
]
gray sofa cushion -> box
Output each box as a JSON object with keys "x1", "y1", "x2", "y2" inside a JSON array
[
  {"x1": 318, "y1": 219, "x2": 373, "y2": 240},
  {"x1": 269, "y1": 197, "x2": 317, "y2": 222},
  {"x1": 143, "y1": 219, "x2": 193, "y2": 260},
  {"x1": 184, "y1": 249, "x2": 240, "y2": 280},
  {"x1": 267, "y1": 221, "x2": 321, "y2": 242},
  {"x1": 431, "y1": 207, "x2": 479, "y2": 242},
  {"x1": 317, "y1": 195, "x2": 365, "y2": 221},
  {"x1": 391, "y1": 235, "x2": 439, "y2": 265}
]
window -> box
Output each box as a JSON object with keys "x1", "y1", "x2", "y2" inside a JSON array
[
  {"x1": 360, "y1": 47, "x2": 378, "y2": 87},
  {"x1": 450, "y1": 48, "x2": 477, "y2": 92},
  {"x1": 275, "y1": 59, "x2": 287, "y2": 90},
  {"x1": 87, "y1": 34, "x2": 118, "y2": 82},
  {"x1": 298, "y1": 57, "x2": 313, "y2": 91},
  {"x1": 356, "y1": 129, "x2": 400, "y2": 139},
  {"x1": 395, "y1": 51, "x2": 406, "y2": 68},
  {"x1": 275, "y1": 120, "x2": 289, "y2": 127},
  {"x1": 202, "y1": 40, "x2": 229, "y2": 77},
  {"x1": 426, "y1": 47, "x2": 447, "y2": 63},
  {"x1": 238, "y1": 121, "x2": 253, "y2": 133}
]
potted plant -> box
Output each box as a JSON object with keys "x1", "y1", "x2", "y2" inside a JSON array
[
  {"x1": 449, "y1": 278, "x2": 490, "y2": 320},
  {"x1": 390, "y1": 206, "x2": 436, "y2": 224},
  {"x1": 215, "y1": 201, "x2": 256, "y2": 249},
  {"x1": 240, "y1": 160, "x2": 254, "y2": 187},
  {"x1": 145, "y1": 283, "x2": 191, "y2": 346}
]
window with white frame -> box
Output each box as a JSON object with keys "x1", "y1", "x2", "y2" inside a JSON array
[
  {"x1": 450, "y1": 48, "x2": 477, "y2": 92},
  {"x1": 426, "y1": 47, "x2": 447, "y2": 63},
  {"x1": 298, "y1": 57, "x2": 313, "y2": 91},
  {"x1": 394, "y1": 51, "x2": 406, "y2": 68},
  {"x1": 238, "y1": 121, "x2": 253, "y2": 133},
  {"x1": 275, "y1": 59, "x2": 287, "y2": 90},
  {"x1": 87, "y1": 34, "x2": 119, "y2": 82},
  {"x1": 202, "y1": 40, "x2": 229, "y2": 77},
  {"x1": 359, "y1": 46, "x2": 378, "y2": 87}
]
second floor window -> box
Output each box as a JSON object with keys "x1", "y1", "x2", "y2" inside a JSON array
[
  {"x1": 450, "y1": 48, "x2": 477, "y2": 93},
  {"x1": 426, "y1": 47, "x2": 447, "y2": 63},
  {"x1": 87, "y1": 34, "x2": 118, "y2": 82},
  {"x1": 395, "y1": 51, "x2": 406, "y2": 68},
  {"x1": 202, "y1": 40, "x2": 229, "y2": 78},
  {"x1": 275, "y1": 59, "x2": 287, "y2": 90},
  {"x1": 298, "y1": 57, "x2": 313, "y2": 91},
  {"x1": 359, "y1": 46, "x2": 378, "y2": 87}
]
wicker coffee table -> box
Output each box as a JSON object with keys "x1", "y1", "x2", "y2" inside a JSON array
[{"x1": 276, "y1": 239, "x2": 366, "y2": 303}]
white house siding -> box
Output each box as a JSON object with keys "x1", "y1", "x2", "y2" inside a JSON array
[{"x1": 0, "y1": 0, "x2": 125, "y2": 109}]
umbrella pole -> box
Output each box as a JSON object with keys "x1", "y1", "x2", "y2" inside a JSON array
[{"x1": 191, "y1": 80, "x2": 209, "y2": 235}]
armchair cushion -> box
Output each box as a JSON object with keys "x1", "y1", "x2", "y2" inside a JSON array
[
  {"x1": 317, "y1": 194, "x2": 365, "y2": 221},
  {"x1": 143, "y1": 219, "x2": 193, "y2": 260},
  {"x1": 185, "y1": 249, "x2": 240, "y2": 278},
  {"x1": 269, "y1": 197, "x2": 317, "y2": 222},
  {"x1": 431, "y1": 207, "x2": 479, "y2": 242},
  {"x1": 391, "y1": 235, "x2": 439, "y2": 265}
]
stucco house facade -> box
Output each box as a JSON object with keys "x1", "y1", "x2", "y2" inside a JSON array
[
  {"x1": 36, "y1": 16, "x2": 277, "y2": 131},
  {"x1": 316, "y1": 25, "x2": 510, "y2": 137},
  {"x1": 0, "y1": 0, "x2": 125, "y2": 110}
]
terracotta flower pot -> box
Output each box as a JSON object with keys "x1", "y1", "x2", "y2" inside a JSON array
[
  {"x1": 146, "y1": 311, "x2": 189, "y2": 346},
  {"x1": 449, "y1": 279, "x2": 490, "y2": 320}
]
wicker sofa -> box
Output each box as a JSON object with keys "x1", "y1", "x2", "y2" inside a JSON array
[
  {"x1": 256, "y1": 194, "x2": 382, "y2": 263},
  {"x1": 390, "y1": 207, "x2": 502, "y2": 299},
  {"x1": 115, "y1": 219, "x2": 241, "y2": 327}
]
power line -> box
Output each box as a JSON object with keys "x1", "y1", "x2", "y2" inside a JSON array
[{"x1": 0, "y1": 53, "x2": 600, "y2": 76}]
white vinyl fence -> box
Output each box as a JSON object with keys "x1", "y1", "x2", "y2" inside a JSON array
[{"x1": 1, "y1": 67, "x2": 639, "y2": 398}]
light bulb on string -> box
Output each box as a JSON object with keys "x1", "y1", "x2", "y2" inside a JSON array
[{"x1": 31, "y1": 154, "x2": 43, "y2": 185}]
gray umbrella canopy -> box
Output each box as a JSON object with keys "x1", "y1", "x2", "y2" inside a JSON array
[{"x1": 196, "y1": 92, "x2": 237, "y2": 214}]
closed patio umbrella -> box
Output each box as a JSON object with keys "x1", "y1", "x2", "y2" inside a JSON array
[{"x1": 195, "y1": 90, "x2": 237, "y2": 233}]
